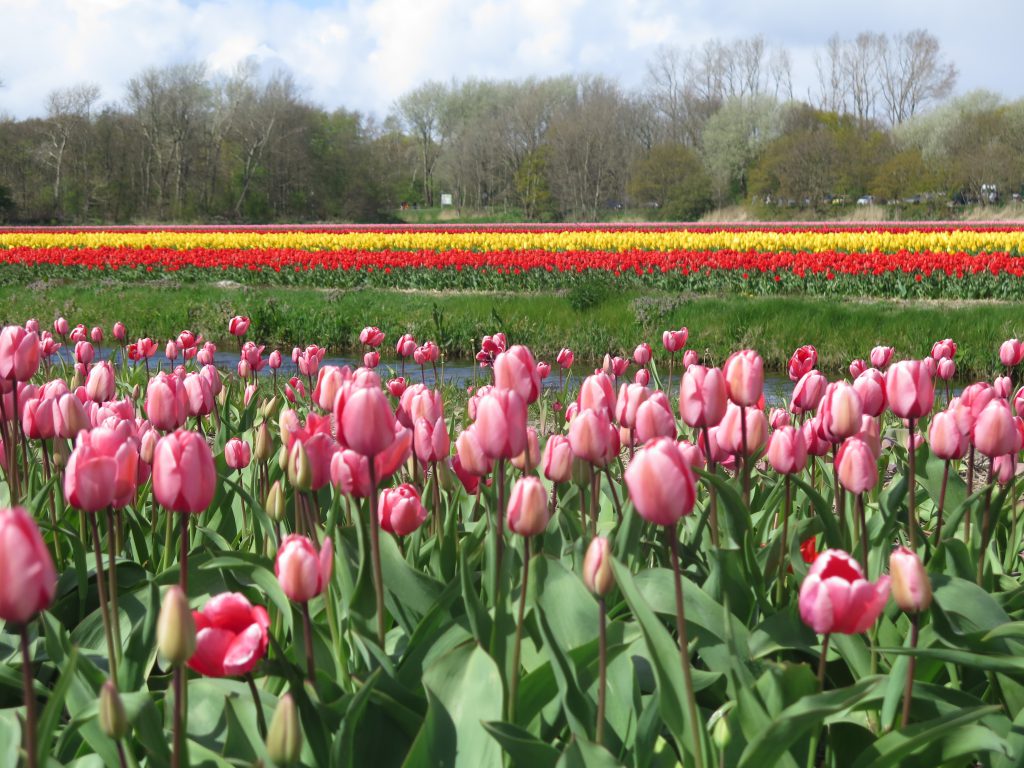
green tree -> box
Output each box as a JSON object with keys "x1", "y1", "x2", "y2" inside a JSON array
[{"x1": 627, "y1": 144, "x2": 713, "y2": 220}]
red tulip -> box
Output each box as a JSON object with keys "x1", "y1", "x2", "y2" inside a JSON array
[
  {"x1": 799, "y1": 549, "x2": 889, "y2": 635},
  {"x1": 189, "y1": 593, "x2": 270, "y2": 677},
  {"x1": 0, "y1": 507, "x2": 57, "y2": 623},
  {"x1": 624, "y1": 437, "x2": 696, "y2": 526},
  {"x1": 153, "y1": 430, "x2": 216, "y2": 514},
  {"x1": 378, "y1": 484, "x2": 428, "y2": 536},
  {"x1": 276, "y1": 535, "x2": 333, "y2": 602}
]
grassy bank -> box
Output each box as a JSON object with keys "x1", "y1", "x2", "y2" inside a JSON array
[{"x1": 2, "y1": 281, "x2": 1017, "y2": 378}]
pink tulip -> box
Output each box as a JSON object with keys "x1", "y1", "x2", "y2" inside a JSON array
[
  {"x1": 1000, "y1": 339, "x2": 1023, "y2": 367},
  {"x1": 359, "y1": 326, "x2": 385, "y2": 347},
  {"x1": 817, "y1": 381, "x2": 864, "y2": 442},
  {"x1": 537, "y1": 361, "x2": 551, "y2": 380},
  {"x1": 682, "y1": 349, "x2": 699, "y2": 368},
  {"x1": 634, "y1": 368, "x2": 650, "y2": 386},
  {"x1": 455, "y1": 426, "x2": 493, "y2": 477},
  {"x1": 578, "y1": 373, "x2": 615, "y2": 420},
  {"x1": 511, "y1": 427, "x2": 540, "y2": 473},
  {"x1": 679, "y1": 365, "x2": 727, "y2": 428},
  {"x1": 889, "y1": 546, "x2": 932, "y2": 613},
  {"x1": 556, "y1": 348, "x2": 574, "y2": 369},
  {"x1": 189, "y1": 593, "x2": 269, "y2": 678},
  {"x1": 677, "y1": 439, "x2": 705, "y2": 469},
  {"x1": 112, "y1": 322, "x2": 126, "y2": 342},
  {"x1": 568, "y1": 407, "x2": 612, "y2": 465},
  {"x1": 583, "y1": 536, "x2": 614, "y2": 596},
  {"x1": 802, "y1": 417, "x2": 832, "y2": 457},
  {"x1": 885, "y1": 360, "x2": 934, "y2": 419},
  {"x1": 662, "y1": 328, "x2": 688, "y2": 353},
  {"x1": 414, "y1": 415, "x2": 450, "y2": 464},
  {"x1": 723, "y1": 349, "x2": 764, "y2": 407},
  {"x1": 145, "y1": 373, "x2": 188, "y2": 431},
  {"x1": 624, "y1": 437, "x2": 696, "y2": 526},
  {"x1": 936, "y1": 357, "x2": 956, "y2": 381},
  {"x1": 387, "y1": 377, "x2": 407, "y2": 398},
  {"x1": 153, "y1": 431, "x2": 217, "y2": 513},
  {"x1": 276, "y1": 535, "x2": 333, "y2": 602},
  {"x1": 995, "y1": 375, "x2": 1013, "y2": 399},
  {"x1": 21, "y1": 395, "x2": 56, "y2": 440},
  {"x1": 506, "y1": 476, "x2": 550, "y2": 536},
  {"x1": 183, "y1": 373, "x2": 214, "y2": 418},
  {"x1": 610, "y1": 356, "x2": 629, "y2": 377},
  {"x1": 929, "y1": 409, "x2": 968, "y2": 460},
  {"x1": 791, "y1": 369, "x2": 828, "y2": 414},
  {"x1": 542, "y1": 434, "x2": 573, "y2": 483},
  {"x1": 473, "y1": 388, "x2": 527, "y2": 460},
  {"x1": 788, "y1": 344, "x2": 818, "y2": 382},
  {"x1": 64, "y1": 424, "x2": 140, "y2": 510},
  {"x1": 54, "y1": 317, "x2": 69, "y2": 336},
  {"x1": 0, "y1": 326, "x2": 40, "y2": 382},
  {"x1": 931, "y1": 339, "x2": 956, "y2": 361},
  {"x1": 0, "y1": 507, "x2": 57, "y2": 623},
  {"x1": 84, "y1": 361, "x2": 116, "y2": 403},
  {"x1": 633, "y1": 342, "x2": 652, "y2": 366},
  {"x1": 379, "y1": 484, "x2": 427, "y2": 536},
  {"x1": 164, "y1": 340, "x2": 178, "y2": 361},
  {"x1": 717, "y1": 402, "x2": 768, "y2": 457},
  {"x1": 225, "y1": 438, "x2": 251, "y2": 470},
  {"x1": 922, "y1": 357, "x2": 937, "y2": 377},
  {"x1": 268, "y1": 350, "x2": 282, "y2": 369},
  {"x1": 870, "y1": 346, "x2": 894, "y2": 369},
  {"x1": 849, "y1": 359, "x2": 867, "y2": 379},
  {"x1": 615, "y1": 383, "x2": 650, "y2": 429},
  {"x1": 494, "y1": 345, "x2": 541, "y2": 404},
  {"x1": 972, "y1": 399, "x2": 1020, "y2": 458},
  {"x1": 799, "y1": 549, "x2": 889, "y2": 634},
  {"x1": 338, "y1": 387, "x2": 395, "y2": 458},
  {"x1": 835, "y1": 437, "x2": 878, "y2": 494},
  {"x1": 635, "y1": 392, "x2": 676, "y2": 443},
  {"x1": 992, "y1": 454, "x2": 1016, "y2": 486},
  {"x1": 70, "y1": 324, "x2": 86, "y2": 343},
  {"x1": 767, "y1": 426, "x2": 807, "y2": 475},
  {"x1": 363, "y1": 351, "x2": 380, "y2": 369},
  {"x1": 853, "y1": 369, "x2": 886, "y2": 417}
]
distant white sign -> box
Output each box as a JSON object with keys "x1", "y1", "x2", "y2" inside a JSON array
[{"x1": 440, "y1": 194, "x2": 453, "y2": 207}]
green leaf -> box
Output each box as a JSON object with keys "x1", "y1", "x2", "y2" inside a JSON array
[
  {"x1": 421, "y1": 642, "x2": 504, "y2": 768},
  {"x1": 483, "y1": 721, "x2": 560, "y2": 768},
  {"x1": 850, "y1": 706, "x2": 1003, "y2": 767},
  {"x1": 402, "y1": 688, "x2": 457, "y2": 768},
  {"x1": 37, "y1": 646, "x2": 78, "y2": 760},
  {"x1": 556, "y1": 738, "x2": 625, "y2": 768},
  {"x1": 536, "y1": 610, "x2": 596, "y2": 741}
]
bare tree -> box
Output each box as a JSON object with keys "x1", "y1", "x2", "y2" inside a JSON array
[
  {"x1": 879, "y1": 29, "x2": 957, "y2": 125},
  {"x1": 42, "y1": 83, "x2": 100, "y2": 217},
  {"x1": 394, "y1": 81, "x2": 451, "y2": 206}
]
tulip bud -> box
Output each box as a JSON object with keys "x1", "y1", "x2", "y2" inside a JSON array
[
  {"x1": 99, "y1": 680, "x2": 129, "y2": 740},
  {"x1": 889, "y1": 546, "x2": 932, "y2": 613},
  {"x1": 254, "y1": 422, "x2": 274, "y2": 463},
  {"x1": 506, "y1": 476, "x2": 550, "y2": 537},
  {"x1": 266, "y1": 693, "x2": 303, "y2": 767},
  {"x1": 266, "y1": 481, "x2": 286, "y2": 522},
  {"x1": 287, "y1": 441, "x2": 312, "y2": 492},
  {"x1": 583, "y1": 536, "x2": 614, "y2": 596},
  {"x1": 157, "y1": 586, "x2": 196, "y2": 667}
]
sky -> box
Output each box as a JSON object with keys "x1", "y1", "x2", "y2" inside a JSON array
[{"x1": 0, "y1": 0, "x2": 1020, "y2": 120}]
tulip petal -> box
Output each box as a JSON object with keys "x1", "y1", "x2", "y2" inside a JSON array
[
  {"x1": 202, "y1": 593, "x2": 256, "y2": 633},
  {"x1": 222, "y1": 623, "x2": 268, "y2": 676},
  {"x1": 188, "y1": 627, "x2": 233, "y2": 677}
]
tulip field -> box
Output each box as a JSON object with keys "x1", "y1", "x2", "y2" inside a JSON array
[{"x1": 3, "y1": 224, "x2": 1024, "y2": 767}]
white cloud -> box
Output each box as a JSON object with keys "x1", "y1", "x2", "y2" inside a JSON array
[{"x1": 0, "y1": 0, "x2": 1021, "y2": 120}]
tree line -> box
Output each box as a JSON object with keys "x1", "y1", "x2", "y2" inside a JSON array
[{"x1": 0, "y1": 29, "x2": 1020, "y2": 224}]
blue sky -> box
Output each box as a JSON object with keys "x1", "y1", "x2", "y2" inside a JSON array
[{"x1": 0, "y1": 0, "x2": 1020, "y2": 119}]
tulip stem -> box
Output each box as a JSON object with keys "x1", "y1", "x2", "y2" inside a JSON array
[
  {"x1": 89, "y1": 514, "x2": 118, "y2": 688},
  {"x1": 907, "y1": 418, "x2": 917, "y2": 550},
  {"x1": 589, "y1": 471, "x2": 600, "y2": 537},
  {"x1": 977, "y1": 483, "x2": 995, "y2": 586},
  {"x1": 430, "y1": 460, "x2": 442, "y2": 537},
  {"x1": 900, "y1": 613, "x2": 920, "y2": 728},
  {"x1": 509, "y1": 536, "x2": 530, "y2": 724},
  {"x1": 669, "y1": 530, "x2": 705, "y2": 768},
  {"x1": 179, "y1": 512, "x2": 189, "y2": 593},
  {"x1": 817, "y1": 633, "x2": 830, "y2": 691},
  {"x1": 702, "y1": 427, "x2": 720, "y2": 549},
  {"x1": 106, "y1": 509, "x2": 123, "y2": 666},
  {"x1": 597, "y1": 597, "x2": 607, "y2": 746},
  {"x1": 603, "y1": 466, "x2": 623, "y2": 525},
  {"x1": 41, "y1": 442, "x2": 63, "y2": 563},
  {"x1": 965, "y1": 446, "x2": 975, "y2": 539},
  {"x1": 832, "y1": 446, "x2": 845, "y2": 539},
  {"x1": 301, "y1": 602, "x2": 316, "y2": 685},
  {"x1": 935, "y1": 460, "x2": 949, "y2": 543},
  {"x1": 494, "y1": 459, "x2": 506, "y2": 606},
  {"x1": 171, "y1": 663, "x2": 184, "y2": 768},
  {"x1": 368, "y1": 461, "x2": 386, "y2": 649},
  {"x1": 777, "y1": 475, "x2": 791, "y2": 604},
  {"x1": 20, "y1": 625, "x2": 37, "y2": 768},
  {"x1": 740, "y1": 406, "x2": 749, "y2": 507},
  {"x1": 246, "y1": 674, "x2": 267, "y2": 739},
  {"x1": 856, "y1": 494, "x2": 868, "y2": 571}
]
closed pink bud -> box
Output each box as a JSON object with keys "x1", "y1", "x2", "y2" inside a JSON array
[
  {"x1": 849, "y1": 359, "x2": 867, "y2": 379},
  {"x1": 615, "y1": 383, "x2": 650, "y2": 429},
  {"x1": 145, "y1": 373, "x2": 188, "y2": 431},
  {"x1": 634, "y1": 392, "x2": 676, "y2": 443},
  {"x1": 507, "y1": 476, "x2": 551, "y2": 536},
  {"x1": 583, "y1": 536, "x2": 614, "y2": 596},
  {"x1": 542, "y1": 434, "x2": 573, "y2": 483},
  {"x1": 225, "y1": 438, "x2": 251, "y2": 470},
  {"x1": 791, "y1": 369, "x2": 828, "y2": 414},
  {"x1": 54, "y1": 317, "x2": 69, "y2": 336},
  {"x1": 717, "y1": 402, "x2": 768, "y2": 456},
  {"x1": 995, "y1": 375, "x2": 1013, "y2": 399},
  {"x1": 379, "y1": 484, "x2": 427, "y2": 536},
  {"x1": 936, "y1": 357, "x2": 956, "y2": 381},
  {"x1": 0, "y1": 327, "x2": 40, "y2": 382},
  {"x1": 556, "y1": 348, "x2": 574, "y2": 369},
  {"x1": 0, "y1": 507, "x2": 57, "y2": 623},
  {"x1": 313, "y1": 366, "x2": 348, "y2": 412},
  {"x1": 679, "y1": 365, "x2": 727, "y2": 428},
  {"x1": 799, "y1": 549, "x2": 889, "y2": 635},
  {"x1": 723, "y1": 349, "x2": 764, "y2": 406},
  {"x1": 578, "y1": 373, "x2": 615, "y2": 420},
  {"x1": 769, "y1": 408, "x2": 790, "y2": 429},
  {"x1": 922, "y1": 356, "x2": 937, "y2": 377},
  {"x1": 153, "y1": 431, "x2": 216, "y2": 513},
  {"x1": 701, "y1": 426, "x2": 732, "y2": 465},
  {"x1": 537, "y1": 362, "x2": 551, "y2": 380},
  {"x1": 677, "y1": 439, "x2": 705, "y2": 469},
  {"x1": 625, "y1": 437, "x2": 696, "y2": 526},
  {"x1": 835, "y1": 437, "x2": 877, "y2": 494},
  {"x1": 414, "y1": 416, "x2": 450, "y2": 464},
  {"x1": 113, "y1": 322, "x2": 126, "y2": 341},
  {"x1": 511, "y1": 427, "x2": 540, "y2": 472},
  {"x1": 889, "y1": 546, "x2": 931, "y2": 613},
  {"x1": 85, "y1": 361, "x2": 116, "y2": 403},
  {"x1": 885, "y1": 360, "x2": 935, "y2": 419},
  {"x1": 56, "y1": 392, "x2": 89, "y2": 439},
  {"x1": 817, "y1": 381, "x2": 863, "y2": 442},
  {"x1": 395, "y1": 333, "x2": 417, "y2": 357},
  {"x1": 633, "y1": 343, "x2": 652, "y2": 366},
  {"x1": 24, "y1": 319, "x2": 38, "y2": 334},
  {"x1": 360, "y1": 351, "x2": 377, "y2": 369},
  {"x1": 474, "y1": 389, "x2": 528, "y2": 460},
  {"x1": 662, "y1": 327, "x2": 688, "y2": 353},
  {"x1": 992, "y1": 454, "x2": 1016, "y2": 485},
  {"x1": 972, "y1": 399, "x2": 1020, "y2": 457},
  {"x1": 767, "y1": 426, "x2": 807, "y2": 475},
  {"x1": 65, "y1": 425, "x2": 140, "y2": 511},
  {"x1": 339, "y1": 386, "x2": 396, "y2": 457},
  {"x1": 183, "y1": 373, "x2": 214, "y2": 418},
  {"x1": 682, "y1": 349, "x2": 699, "y2": 368},
  {"x1": 853, "y1": 369, "x2": 887, "y2": 417},
  {"x1": 455, "y1": 426, "x2": 493, "y2": 477},
  {"x1": 494, "y1": 345, "x2": 541, "y2": 404},
  {"x1": 268, "y1": 350, "x2": 282, "y2": 369},
  {"x1": 870, "y1": 346, "x2": 894, "y2": 369},
  {"x1": 21, "y1": 395, "x2": 56, "y2": 440},
  {"x1": 931, "y1": 339, "x2": 956, "y2": 361},
  {"x1": 387, "y1": 377, "x2": 407, "y2": 398},
  {"x1": 611, "y1": 356, "x2": 628, "y2": 377},
  {"x1": 275, "y1": 535, "x2": 333, "y2": 602},
  {"x1": 1000, "y1": 338, "x2": 1023, "y2": 367},
  {"x1": 165, "y1": 340, "x2": 178, "y2": 361},
  {"x1": 634, "y1": 368, "x2": 650, "y2": 386},
  {"x1": 569, "y1": 407, "x2": 611, "y2": 466},
  {"x1": 929, "y1": 409, "x2": 968, "y2": 460},
  {"x1": 802, "y1": 417, "x2": 831, "y2": 457}
]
